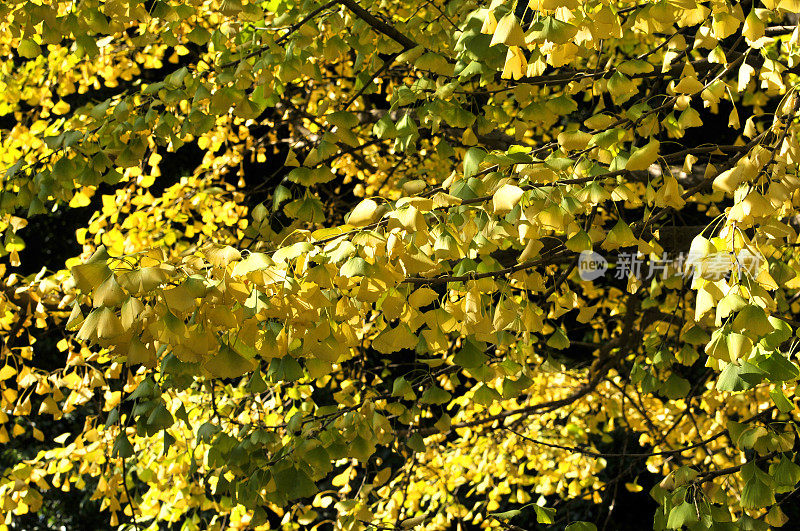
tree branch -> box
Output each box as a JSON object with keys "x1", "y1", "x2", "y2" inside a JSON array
[
  {"x1": 339, "y1": 0, "x2": 419, "y2": 50},
  {"x1": 502, "y1": 426, "x2": 727, "y2": 459}
]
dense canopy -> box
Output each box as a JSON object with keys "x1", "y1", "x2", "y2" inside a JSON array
[{"x1": 3, "y1": 0, "x2": 800, "y2": 529}]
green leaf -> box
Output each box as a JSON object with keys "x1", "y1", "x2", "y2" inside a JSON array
[
  {"x1": 464, "y1": 147, "x2": 485, "y2": 179},
  {"x1": 204, "y1": 343, "x2": 256, "y2": 379},
  {"x1": 127, "y1": 376, "x2": 156, "y2": 401},
  {"x1": 453, "y1": 338, "x2": 487, "y2": 368},
  {"x1": 70, "y1": 246, "x2": 112, "y2": 292},
  {"x1": 741, "y1": 463, "x2": 776, "y2": 509},
  {"x1": 284, "y1": 194, "x2": 325, "y2": 223},
  {"x1": 726, "y1": 420, "x2": 748, "y2": 448},
  {"x1": 268, "y1": 355, "x2": 304, "y2": 382},
  {"x1": 197, "y1": 421, "x2": 220, "y2": 443},
  {"x1": 420, "y1": 386, "x2": 451, "y2": 405},
  {"x1": 273, "y1": 466, "x2": 318, "y2": 501},
  {"x1": 501, "y1": 375, "x2": 533, "y2": 399},
  {"x1": 247, "y1": 370, "x2": 269, "y2": 393},
  {"x1": 164, "y1": 66, "x2": 189, "y2": 89},
  {"x1": 565, "y1": 523, "x2": 597, "y2": 531},
  {"x1": 473, "y1": 384, "x2": 501, "y2": 406},
  {"x1": 735, "y1": 426, "x2": 766, "y2": 450},
  {"x1": 716, "y1": 361, "x2": 764, "y2": 392},
  {"x1": 112, "y1": 433, "x2": 134, "y2": 458},
  {"x1": 667, "y1": 501, "x2": 699, "y2": 529},
  {"x1": 681, "y1": 323, "x2": 710, "y2": 344},
  {"x1": 348, "y1": 435, "x2": 375, "y2": 462},
  {"x1": 373, "y1": 114, "x2": 398, "y2": 139},
  {"x1": 340, "y1": 256, "x2": 371, "y2": 278},
  {"x1": 762, "y1": 317, "x2": 793, "y2": 350},
  {"x1": 770, "y1": 456, "x2": 800, "y2": 490},
  {"x1": 163, "y1": 429, "x2": 175, "y2": 455},
  {"x1": 661, "y1": 373, "x2": 691, "y2": 399},
  {"x1": 672, "y1": 467, "x2": 699, "y2": 487},
  {"x1": 528, "y1": 16, "x2": 578, "y2": 44},
  {"x1": 533, "y1": 504, "x2": 556, "y2": 524},
  {"x1": 186, "y1": 26, "x2": 211, "y2": 45},
  {"x1": 758, "y1": 353, "x2": 799, "y2": 382},
  {"x1": 770, "y1": 388, "x2": 794, "y2": 413},
  {"x1": 392, "y1": 376, "x2": 414, "y2": 399},
  {"x1": 406, "y1": 432, "x2": 426, "y2": 452},
  {"x1": 146, "y1": 402, "x2": 174, "y2": 434},
  {"x1": 106, "y1": 407, "x2": 119, "y2": 426},
  {"x1": 491, "y1": 510, "x2": 522, "y2": 520},
  {"x1": 18, "y1": 39, "x2": 41, "y2": 59},
  {"x1": 733, "y1": 305, "x2": 774, "y2": 337},
  {"x1": 545, "y1": 94, "x2": 578, "y2": 116},
  {"x1": 396, "y1": 114, "x2": 418, "y2": 137},
  {"x1": 304, "y1": 445, "x2": 332, "y2": 477},
  {"x1": 546, "y1": 327, "x2": 570, "y2": 350},
  {"x1": 451, "y1": 177, "x2": 481, "y2": 200},
  {"x1": 272, "y1": 184, "x2": 292, "y2": 211}
]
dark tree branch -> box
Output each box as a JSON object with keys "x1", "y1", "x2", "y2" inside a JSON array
[{"x1": 339, "y1": 0, "x2": 419, "y2": 50}]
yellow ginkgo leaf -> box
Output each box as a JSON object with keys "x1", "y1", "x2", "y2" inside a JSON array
[
  {"x1": 162, "y1": 285, "x2": 196, "y2": 315},
  {"x1": 712, "y1": 166, "x2": 745, "y2": 193},
  {"x1": 742, "y1": 10, "x2": 765, "y2": 44},
  {"x1": 127, "y1": 336, "x2": 156, "y2": 366},
  {"x1": 69, "y1": 190, "x2": 92, "y2": 208},
  {"x1": 347, "y1": 198, "x2": 380, "y2": 227},
  {"x1": 678, "y1": 108, "x2": 703, "y2": 128},
  {"x1": 607, "y1": 72, "x2": 636, "y2": 105},
  {"x1": 726, "y1": 332, "x2": 753, "y2": 362},
  {"x1": 0, "y1": 364, "x2": 16, "y2": 380},
  {"x1": 490, "y1": 13, "x2": 526, "y2": 47},
  {"x1": 205, "y1": 245, "x2": 242, "y2": 268},
  {"x1": 712, "y1": 12, "x2": 743, "y2": 40},
  {"x1": 626, "y1": 140, "x2": 660, "y2": 171},
  {"x1": 52, "y1": 100, "x2": 70, "y2": 115},
  {"x1": 601, "y1": 219, "x2": 637, "y2": 250},
  {"x1": 501, "y1": 46, "x2": 527, "y2": 80},
  {"x1": 584, "y1": 113, "x2": 616, "y2": 130},
  {"x1": 541, "y1": 0, "x2": 579, "y2": 9},
  {"x1": 408, "y1": 287, "x2": 438, "y2": 308},
  {"x1": 121, "y1": 297, "x2": 144, "y2": 329},
  {"x1": 493, "y1": 184, "x2": 525, "y2": 214},
  {"x1": 71, "y1": 246, "x2": 111, "y2": 292},
  {"x1": 519, "y1": 238, "x2": 543, "y2": 261},
  {"x1": 480, "y1": 9, "x2": 497, "y2": 34},
  {"x1": 96, "y1": 307, "x2": 124, "y2": 340},
  {"x1": 93, "y1": 275, "x2": 126, "y2": 308},
  {"x1": 462, "y1": 127, "x2": 478, "y2": 145},
  {"x1": 557, "y1": 130, "x2": 592, "y2": 151},
  {"x1": 37, "y1": 396, "x2": 60, "y2": 416},
  {"x1": 673, "y1": 75, "x2": 704, "y2": 94},
  {"x1": 65, "y1": 303, "x2": 84, "y2": 331},
  {"x1": 77, "y1": 308, "x2": 103, "y2": 341},
  {"x1": 565, "y1": 230, "x2": 592, "y2": 252},
  {"x1": 372, "y1": 323, "x2": 417, "y2": 353},
  {"x1": 118, "y1": 267, "x2": 170, "y2": 295},
  {"x1": 654, "y1": 175, "x2": 685, "y2": 209}
]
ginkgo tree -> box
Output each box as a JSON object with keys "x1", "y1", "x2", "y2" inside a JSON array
[{"x1": 3, "y1": 0, "x2": 800, "y2": 529}]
